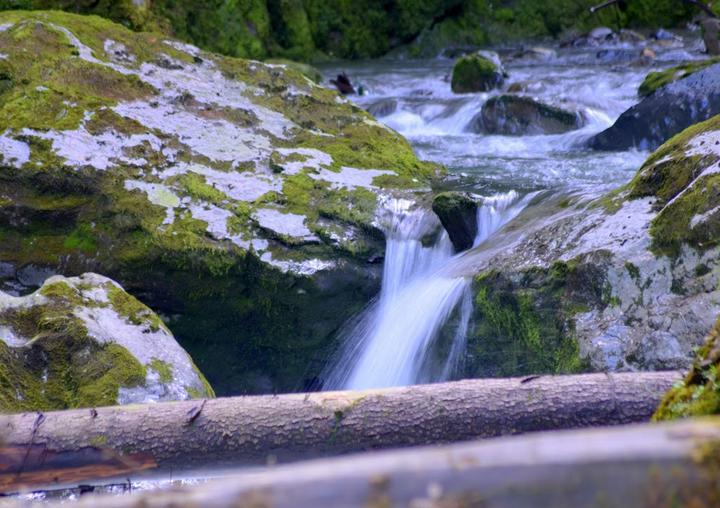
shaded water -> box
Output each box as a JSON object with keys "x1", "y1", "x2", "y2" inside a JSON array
[{"x1": 320, "y1": 38, "x2": 707, "y2": 390}]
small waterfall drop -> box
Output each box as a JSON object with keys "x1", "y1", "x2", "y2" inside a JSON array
[{"x1": 323, "y1": 191, "x2": 526, "y2": 390}]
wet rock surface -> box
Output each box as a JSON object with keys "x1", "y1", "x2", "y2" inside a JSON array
[
  {"x1": 590, "y1": 62, "x2": 720, "y2": 151},
  {"x1": 451, "y1": 51, "x2": 506, "y2": 93},
  {"x1": 0, "y1": 11, "x2": 438, "y2": 396},
  {"x1": 0, "y1": 273, "x2": 213, "y2": 412},
  {"x1": 432, "y1": 192, "x2": 478, "y2": 252},
  {"x1": 472, "y1": 95, "x2": 584, "y2": 136}
]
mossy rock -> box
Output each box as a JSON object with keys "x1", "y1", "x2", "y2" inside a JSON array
[
  {"x1": 638, "y1": 59, "x2": 720, "y2": 97},
  {"x1": 654, "y1": 316, "x2": 720, "y2": 420},
  {"x1": 432, "y1": 192, "x2": 478, "y2": 252},
  {"x1": 266, "y1": 58, "x2": 323, "y2": 83},
  {"x1": 467, "y1": 263, "x2": 594, "y2": 378},
  {"x1": 627, "y1": 114, "x2": 720, "y2": 257},
  {"x1": 0, "y1": 10, "x2": 441, "y2": 396},
  {"x1": 450, "y1": 52, "x2": 504, "y2": 93},
  {"x1": 0, "y1": 273, "x2": 213, "y2": 413}
]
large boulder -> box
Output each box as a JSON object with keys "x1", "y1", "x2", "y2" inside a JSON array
[
  {"x1": 471, "y1": 95, "x2": 584, "y2": 136},
  {"x1": 589, "y1": 62, "x2": 720, "y2": 151},
  {"x1": 0, "y1": 11, "x2": 440, "y2": 395},
  {"x1": 463, "y1": 116, "x2": 720, "y2": 378},
  {"x1": 451, "y1": 51, "x2": 505, "y2": 94},
  {"x1": 432, "y1": 192, "x2": 478, "y2": 252},
  {"x1": 1, "y1": 273, "x2": 213, "y2": 412}
]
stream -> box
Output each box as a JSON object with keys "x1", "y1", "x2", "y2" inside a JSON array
[
  {"x1": 319, "y1": 36, "x2": 706, "y2": 391},
  {"x1": 12, "y1": 32, "x2": 711, "y2": 504}
]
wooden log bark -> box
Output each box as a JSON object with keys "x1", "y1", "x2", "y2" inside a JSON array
[
  {"x1": 0, "y1": 372, "x2": 680, "y2": 492},
  {"x1": 7, "y1": 418, "x2": 720, "y2": 508}
]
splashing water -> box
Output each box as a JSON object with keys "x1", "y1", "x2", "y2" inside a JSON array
[{"x1": 323, "y1": 192, "x2": 526, "y2": 390}]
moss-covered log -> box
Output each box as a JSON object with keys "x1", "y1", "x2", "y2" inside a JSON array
[
  {"x1": 0, "y1": 371, "x2": 680, "y2": 492},
  {"x1": 12, "y1": 418, "x2": 720, "y2": 508}
]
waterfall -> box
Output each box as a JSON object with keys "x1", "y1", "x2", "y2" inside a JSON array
[{"x1": 323, "y1": 191, "x2": 526, "y2": 390}]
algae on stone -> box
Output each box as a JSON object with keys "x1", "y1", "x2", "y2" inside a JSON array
[
  {"x1": 654, "y1": 317, "x2": 720, "y2": 420},
  {"x1": 0, "y1": 273, "x2": 213, "y2": 413},
  {"x1": 0, "y1": 10, "x2": 439, "y2": 396}
]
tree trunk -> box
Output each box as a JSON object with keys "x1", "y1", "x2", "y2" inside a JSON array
[
  {"x1": 0, "y1": 371, "x2": 680, "y2": 493},
  {"x1": 9, "y1": 417, "x2": 720, "y2": 508}
]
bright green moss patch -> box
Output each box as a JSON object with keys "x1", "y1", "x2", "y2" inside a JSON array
[
  {"x1": 467, "y1": 263, "x2": 595, "y2": 378},
  {"x1": 451, "y1": 53, "x2": 501, "y2": 93},
  {"x1": 639, "y1": 60, "x2": 720, "y2": 97},
  {"x1": 174, "y1": 173, "x2": 228, "y2": 205},
  {"x1": 106, "y1": 282, "x2": 164, "y2": 332},
  {"x1": 627, "y1": 115, "x2": 720, "y2": 256},
  {"x1": 654, "y1": 317, "x2": 720, "y2": 420},
  {"x1": 149, "y1": 357, "x2": 174, "y2": 384}
]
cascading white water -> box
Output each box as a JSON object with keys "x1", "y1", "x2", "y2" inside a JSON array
[{"x1": 323, "y1": 191, "x2": 525, "y2": 390}]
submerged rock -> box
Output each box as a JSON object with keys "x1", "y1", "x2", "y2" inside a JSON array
[
  {"x1": 367, "y1": 98, "x2": 399, "y2": 118},
  {"x1": 465, "y1": 117, "x2": 720, "y2": 377},
  {"x1": 451, "y1": 51, "x2": 505, "y2": 94},
  {"x1": 589, "y1": 62, "x2": 720, "y2": 151},
  {"x1": 0, "y1": 11, "x2": 439, "y2": 395},
  {"x1": 472, "y1": 95, "x2": 584, "y2": 136},
  {"x1": 432, "y1": 192, "x2": 478, "y2": 252},
  {"x1": 0, "y1": 273, "x2": 213, "y2": 412}
]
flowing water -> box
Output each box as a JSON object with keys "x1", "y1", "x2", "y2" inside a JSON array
[{"x1": 320, "y1": 37, "x2": 707, "y2": 390}]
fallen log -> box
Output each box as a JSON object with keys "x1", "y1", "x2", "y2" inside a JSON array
[
  {"x1": 8, "y1": 417, "x2": 720, "y2": 508},
  {"x1": 0, "y1": 371, "x2": 680, "y2": 492}
]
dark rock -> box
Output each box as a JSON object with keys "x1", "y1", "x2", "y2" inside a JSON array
[
  {"x1": 330, "y1": 72, "x2": 355, "y2": 94},
  {"x1": 451, "y1": 51, "x2": 505, "y2": 94},
  {"x1": 367, "y1": 99, "x2": 398, "y2": 118},
  {"x1": 702, "y1": 18, "x2": 720, "y2": 56},
  {"x1": 432, "y1": 192, "x2": 478, "y2": 252},
  {"x1": 471, "y1": 95, "x2": 584, "y2": 136},
  {"x1": 589, "y1": 62, "x2": 720, "y2": 151}
]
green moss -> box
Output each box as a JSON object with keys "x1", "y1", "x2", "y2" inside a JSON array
[
  {"x1": 468, "y1": 264, "x2": 592, "y2": 378},
  {"x1": 654, "y1": 317, "x2": 720, "y2": 420},
  {"x1": 450, "y1": 53, "x2": 500, "y2": 94},
  {"x1": 63, "y1": 223, "x2": 98, "y2": 253},
  {"x1": 174, "y1": 173, "x2": 228, "y2": 205},
  {"x1": 149, "y1": 357, "x2": 174, "y2": 384},
  {"x1": 627, "y1": 115, "x2": 720, "y2": 257},
  {"x1": 639, "y1": 59, "x2": 720, "y2": 97},
  {"x1": 105, "y1": 282, "x2": 164, "y2": 332},
  {"x1": 75, "y1": 343, "x2": 147, "y2": 408}
]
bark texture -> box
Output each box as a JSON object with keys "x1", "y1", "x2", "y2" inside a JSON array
[
  {"x1": 7, "y1": 418, "x2": 720, "y2": 508},
  {"x1": 0, "y1": 372, "x2": 680, "y2": 492}
]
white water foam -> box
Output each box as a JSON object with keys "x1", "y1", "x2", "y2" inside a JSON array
[{"x1": 323, "y1": 191, "x2": 526, "y2": 390}]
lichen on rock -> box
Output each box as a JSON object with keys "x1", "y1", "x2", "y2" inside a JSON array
[
  {"x1": 0, "y1": 273, "x2": 213, "y2": 413},
  {"x1": 463, "y1": 117, "x2": 720, "y2": 377},
  {"x1": 0, "y1": 10, "x2": 440, "y2": 395}
]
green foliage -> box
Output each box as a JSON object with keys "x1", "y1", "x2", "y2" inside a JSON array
[{"x1": 0, "y1": 0, "x2": 699, "y2": 62}]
